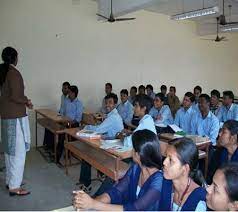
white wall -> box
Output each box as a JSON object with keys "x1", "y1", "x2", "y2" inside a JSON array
[{"x1": 1, "y1": 0, "x2": 238, "y2": 144}]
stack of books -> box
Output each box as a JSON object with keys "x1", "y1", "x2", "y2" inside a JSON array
[{"x1": 76, "y1": 130, "x2": 101, "y2": 140}]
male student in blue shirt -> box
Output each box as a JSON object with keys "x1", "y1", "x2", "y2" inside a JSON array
[
  {"x1": 59, "y1": 81, "x2": 70, "y2": 115},
  {"x1": 190, "y1": 94, "x2": 219, "y2": 146},
  {"x1": 174, "y1": 92, "x2": 196, "y2": 134},
  {"x1": 217, "y1": 91, "x2": 238, "y2": 125},
  {"x1": 101, "y1": 82, "x2": 112, "y2": 114},
  {"x1": 128, "y1": 86, "x2": 137, "y2": 104},
  {"x1": 146, "y1": 84, "x2": 156, "y2": 100},
  {"x1": 43, "y1": 81, "x2": 70, "y2": 151},
  {"x1": 78, "y1": 93, "x2": 124, "y2": 192},
  {"x1": 210, "y1": 89, "x2": 222, "y2": 116},
  {"x1": 56, "y1": 85, "x2": 83, "y2": 163},
  {"x1": 117, "y1": 89, "x2": 134, "y2": 128}
]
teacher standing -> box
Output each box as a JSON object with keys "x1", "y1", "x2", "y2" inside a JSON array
[{"x1": 0, "y1": 47, "x2": 33, "y2": 196}]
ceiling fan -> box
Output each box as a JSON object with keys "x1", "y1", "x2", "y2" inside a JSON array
[
  {"x1": 202, "y1": 17, "x2": 227, "y2": 42},
  {"x1": 218, "y1": 0, "x2": 238, "y2": 25},
  {"x1": 96, "y1": 0, "x2": 136, "y2": 23}
]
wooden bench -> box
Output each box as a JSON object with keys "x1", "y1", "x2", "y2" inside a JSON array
[
  {"x1": 35, "y1": 109, "x2": 70, "y2": 162},
  {"x1": 65, "y1": 141, "x2": 129, "y2": 181}
]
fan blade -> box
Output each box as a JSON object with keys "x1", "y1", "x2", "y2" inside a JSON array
[
  {"x1": 115, "y1": 17, "x2": 136, "y2": 21},
  {"x1": 96, "y1": 13, "x2": 109, "y2": 20}
]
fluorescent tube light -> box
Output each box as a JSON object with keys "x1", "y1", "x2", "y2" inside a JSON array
[
  {"x1": 221, "y1": 25, "x2": 238, "y2": 32},
  {"x1": 170, "y1": 6, "x2": 219, "y2": 21}
]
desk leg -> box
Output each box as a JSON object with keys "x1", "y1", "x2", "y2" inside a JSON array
[
  {"x1": 204, "y1": 145, "x2": 209, "y2": 179},
  {"x1": 65, "y1": 147, "x2": 69, "y2": 175},
  {"x1": 35, "y1": 112, "x2": 38, "y2": 149},
  {"x1": 115, "y1": 158, "x2": 120, "y2": 183},
  {"x1": 65, "y1": 134, "x2": 72, "y2": 166},
  {"x1": 54, "y1": 134, "x2": 58, "y2": 163}
]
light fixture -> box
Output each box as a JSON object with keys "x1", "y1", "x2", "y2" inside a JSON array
[
  {"x1": 170, "y1": 6, "x2": 219, "y2": 21},
  {"x1": 221, "y1": 25, "x2": 238, "y2": 32}
]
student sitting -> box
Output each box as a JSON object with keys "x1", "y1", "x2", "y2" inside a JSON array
[
  {"x1": 149, "y1": 93, "x2": 173, "y2": 133},
  {"x1": 208, "y1": 120, "x2": 238, "y2": 183},
  {"x1": 206, "y1": 162, "x2": 238, "y2": 211},
  {"x1": 128, "y1": 86, "x2": 137, "y2": 104},
  {"x1": 190, "y1": 94, "x2": 219, "y2": 146},
  {"x1": 218, "y1": 120, "x2": 238, "y2": 164},
  {"x1": 101, "y1": 82, "x2": 112, "y2": 114},
  {"x1": 217, "y1": 90, "x2": 238, "y2": 124},
  {"x1": 73, "y1": 130, "x2": 164, "y2": 211},
  {"x1": 138, "y1": 85, "x2": 146, "y2": 95},
  {"x1": 167, "y1": 86, "x2": 180, "y2": 118},
  {"x1": 122, "y1": 94, "x2": 156, "y2": 148},
  {"x1": 59, "y1": 81, "x2": 70, "y2": 115},
  {"x1": 78, "y1": 93, "x2": 124, "y2": 192},
  {"x1": 43, "y1": 81, "x2": 70, "y2": 151},
  {"x1": 117, "y1": 89, "x2": 134, "y2": 128},
  {"x1": 146, "y1": 84, "x2": 156, "y2": 100},
  {"x1": 193, "y1": 85, "x2": 202, "y2": 105},
  {"x1": 174, "y1": 92, "x2": 196, "y2": 134},
  {"x1": 56, "y1": 85, "x2": 83, "y2": 163},
  {"x1": 160, "y1": 84, "x2": 168, "y2": 104},
  {"x1": 210, "y1": 89, "x2": 222, "y2": 116},
  {"x1": 159, "y1": 138, "x2": 207, "y2": 211}
]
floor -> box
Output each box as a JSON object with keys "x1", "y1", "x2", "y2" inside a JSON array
[{"x1": 0, "y1": 148, "x2": 101, "y2": 211}]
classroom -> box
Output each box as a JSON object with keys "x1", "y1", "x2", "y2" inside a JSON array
[{"x1": 1, "y1": 0, "x2": 238, "y2": 211}]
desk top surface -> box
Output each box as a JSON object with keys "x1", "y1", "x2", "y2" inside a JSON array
[
  {"x1": 35, "y1": 108, "x2": 70, "y2": 123},
  {"x1": 160, "y1": 133, "x2": 211, "y2": 146},
  {"x1": 64, "y1": 128, "x2": 132, "y2": 159}
]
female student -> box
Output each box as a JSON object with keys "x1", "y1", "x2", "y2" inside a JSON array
[
  {"x1": 208, "y1": 120, "x2": 238, "y2": 183},
  {"x1": 206, "y1": 162, "x2": 238, "y2": 211},
  {"x1": 218, "y1": 120, "x2": 238, "y2": 165},
  {"x1": 73, "y1": 129, "x2": 163, "y2": 211},
  {"x1": 159, "y1": 138, "x2": 207, "y2": 211}
]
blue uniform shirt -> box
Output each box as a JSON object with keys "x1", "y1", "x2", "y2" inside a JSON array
[
  {"x1": 117, "y1": 100, "x2": 134, "y2": 125},
  {"x1": 190, "y1": 111, "x2": 219, "y2": 146},
  {"x1": 217, "y1": 103, "x2": 238, "y2": 123},
  {"x1": 84, "y1": 108, "x2": 124, "y2": 139},
  {"x1": 59, "y1": 94, "x2": 68, "y2": 115},
  {"x1": 149, "y1": 105, "x2": 173, "y2": 126},
  {"x1": 63, "y1": 98, "x2": 83, "y2": 123},
  {"x1": 174, "y1": 106, "x2": 196, "y2": 133}
]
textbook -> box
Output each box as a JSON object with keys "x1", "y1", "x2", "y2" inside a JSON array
[
  {"x1": 101, "y1": 140, "x2": 132, "y2": 152},
  {"x1": 76, "y1": 130, "x2": 101, "y2": 139}
]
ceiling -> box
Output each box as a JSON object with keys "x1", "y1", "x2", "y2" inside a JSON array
[{"x1": 97, "y1": 0, "x2": 238, "y2": 36}]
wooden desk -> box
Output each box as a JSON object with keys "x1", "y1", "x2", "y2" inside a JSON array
[
  {"x1": 159, "y1": 133, "x2": 211, "y2": 178},
  {"x1": 35, "y1": 109, "x2": 71, "y2": 162},
  {"x1": 64, "y1": 128, "x2": 131, "y2": 181}
]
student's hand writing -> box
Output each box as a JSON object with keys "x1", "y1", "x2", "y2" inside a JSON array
[{"x1": 73, "y1": 190, "x2": 94, "y2": 210}]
